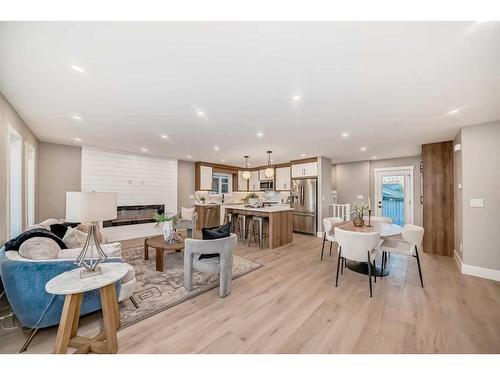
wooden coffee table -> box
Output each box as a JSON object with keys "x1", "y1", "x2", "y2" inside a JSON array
[{"x1": 144, "y1": 235, "x2": 184, "y2": 272}]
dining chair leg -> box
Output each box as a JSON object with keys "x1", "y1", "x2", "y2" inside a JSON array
[
  {"x1": 335, "y1": 246, "x2": 342, "y2": 287},
  {"x1": 415, "y1": 245, "x2": 424, "y2": 288},
  {"x1": 329, "y1": 242, "x2": 333, "y2": 256},
  {"x1": 367, "y1": 251, "x2": 373, "y2": 298},
  {"x1": 320, "y1": 234, "x2": 326, "y2": 261},
  {"x1": 381, "y1": 252, "x2": 385, "y2": 277},
  {"x1": 340, "y1": 257, "x2": 344, "y2": 275},
  {"x1": 373, "y1": 260, "x2": 377, "y2": 283}
]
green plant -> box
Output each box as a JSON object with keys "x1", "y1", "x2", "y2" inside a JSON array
[
  {"x1": 154, "y1": 212, "x2": 179, "y2": 227},
  {"x1": 352, "y1": 202, "x2": 369, "y2": 219},
  {"x1": 200, "y1": 196, "x2": 206, "y2": 203},
  {"x1": 246, "y1": 192, "x2": 259, "y2": 199}
]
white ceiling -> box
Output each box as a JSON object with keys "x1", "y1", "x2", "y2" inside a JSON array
[{"x1": 1, "y1": 22, "x2": 499, "y2": 166}]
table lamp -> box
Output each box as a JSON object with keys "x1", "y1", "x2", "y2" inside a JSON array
[{"x1": 66, "y1": 192, "x2": 117, "y2": 278}]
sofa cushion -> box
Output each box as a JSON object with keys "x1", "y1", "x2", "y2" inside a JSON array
[
  {"x1": 50, "y1": 223, "x2": 69, "y2": 239},
  {"x1": 4, "y1": 228, "x2": 67, "y2": 251},
  {"x1": 62, "y1": 227, "x2": 89, "y2": 248},
  {"x1": 18, "y1": 237, "x2": 61, "y2": 260},
  {"x1": 181, "y1": 207, "x2": 195, "y2": 221}
]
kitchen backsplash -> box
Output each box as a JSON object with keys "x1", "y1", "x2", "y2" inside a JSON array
[{"x1": 194, "y1": 190, "x2": 290, "y2": 204}]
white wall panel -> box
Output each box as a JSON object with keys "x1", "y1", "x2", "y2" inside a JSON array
[{"x1": 81, "y1": 147, "x2": 178, "y2": 213}]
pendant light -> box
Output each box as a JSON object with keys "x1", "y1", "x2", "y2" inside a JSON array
[
  {"x1": 242, "y1": 155, "x2": 251, "y2": 179},
  {"x1": 264, "y1": 151, "x2": 274, "y2": 178}
]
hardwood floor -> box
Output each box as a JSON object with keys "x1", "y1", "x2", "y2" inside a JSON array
[{"x1": 2, "y1": 233, "x2": 500, "y2": 353}]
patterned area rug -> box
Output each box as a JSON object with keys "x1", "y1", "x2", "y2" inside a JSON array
[{"x1": 119, "y1": 243, "x2": 262, "y2": 329}]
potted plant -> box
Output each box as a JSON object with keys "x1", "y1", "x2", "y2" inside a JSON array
[
  {"x1": 154, "y1": 212, "x2": 179, "y2": 242},
  {"x1": 352, "y1": 202, "x2": 369, "y2": 227},
  {"x1": 245, "y1": 192, "x2": 260, "y2": 207},
  {"x1": 200, "y1": 196, "x2": 206, "y2": 205}
]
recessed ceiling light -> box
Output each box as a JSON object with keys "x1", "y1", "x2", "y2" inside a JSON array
[
  {"x1": 141, "y1": 148, "x2": 148, "y2": 152},
  {"x1": 213, "y1": 146, "x2": 220, "y2": 151},
  {"x1": 73, "y1": 137, "x2": 82, "y2": 142},
  {"x1": 446, "y1": 109, "x2": 461, "y2": 116},
  {"x1": 292, "y1": 95, "x2": 302, "y2": 101},
  {"x1": 341, "y1": 132, "x2": 349, "y2": 138},
  {"x1": 161, "y1": 135, "x2": 168, "y2": 139},
  {"x1": 256, "y1": 132, "x2": 264, "y2": 138},
  {"x1": 71, "y1": 114, "x2": 82, "y2": 121},
  {"x1": 187, "y1": 155, "x2": 192, "y2": 159},
  {"x1": 301, "y1": 153, "x2": 306, "y2": 157},
  {"x1": 372, "y1": 156, "x2": 377, "y2": 160},
  {"x1": 70, "y1": 64, "x2": 85, "y2": 73},
  {"x1": 197, "y1": 111, "x2": 205, "y2": 116},
  {"x1": 360, "y1": 147, "x2": 367, "y2": 151},
  {"x1": 221, "y1": 159, "x2": 226, "y2": 163}
]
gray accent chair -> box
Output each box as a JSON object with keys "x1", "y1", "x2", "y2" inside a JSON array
[
  {"x1": 183, "y1": 234, "x2": 237, "y2": 298},
  {"x1": 175, "y1": 211, "x2": 198, "y2": 239}
]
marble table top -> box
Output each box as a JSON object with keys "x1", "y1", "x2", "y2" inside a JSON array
[
  {"x1": 223, "y1": 204, "x2": 293, "y2": 213},
  {"x1": 337, "y1": 221, "x2": 402, "y2": 237},
  {"x1": 46, "y1": 263, "x2": 130, "y2": 295}
]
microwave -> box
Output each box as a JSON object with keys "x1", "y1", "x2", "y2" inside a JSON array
[{"x1": 260, "y1": 181, "x2": 274, "y2": 190}]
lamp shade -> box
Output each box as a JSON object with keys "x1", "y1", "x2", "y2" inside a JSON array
[{"x1": 66, "y1": 192, "x2": 117, "y2": 223}]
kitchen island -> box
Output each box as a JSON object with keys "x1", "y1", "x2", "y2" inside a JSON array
[{"x1": 223, "y1": 205, "x2": 293, "y2": 249}]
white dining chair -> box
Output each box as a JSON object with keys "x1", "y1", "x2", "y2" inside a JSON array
[
  {"x1": 321, "y1": 217, "x2": 344, "y2": 261},
  {"x1": 380, "y1": 224, "x2": 424, "y2": 287},
  {"x1": 334, "y1": 227, "x2": 381, "y2": 297}
]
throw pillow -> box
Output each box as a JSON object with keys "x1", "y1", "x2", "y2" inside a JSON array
[
  {"x1": 50, "y1": 223, "x2": 69, "y2": 239},
  {"x1": 199, "y1": 222, "x2": 231, "y2": 260},
  {"x1": 4, "y1": 228, "x2": 67, "y2": 251},
  {"x1": 62, "y1": 227, "x2": 89, "y2": 248},
  {"x1": 181, "y1": 207, "x2": 195, "y2": 221},
  {"x1": 19, "y1": 237, "x2": 61, "y2": 260}
]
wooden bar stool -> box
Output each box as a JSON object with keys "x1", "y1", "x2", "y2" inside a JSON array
[
  {"x1": 247, "y1": 216, "x2": 268, "y2": 249},
  {"x1": 235, "y1": 214, "x2": 248, "y2": 242}
]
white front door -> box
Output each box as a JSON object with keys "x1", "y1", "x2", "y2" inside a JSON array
[{"x1": 374, "y1": 166, "x2": 414, "y2": 226}]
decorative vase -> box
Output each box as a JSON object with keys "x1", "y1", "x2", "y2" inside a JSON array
[
  {"x1": 163, "y1": 220, "x2": 174, "y2": 241},
  {"x1": 249, "y1": 198, "x2": 258, "y2": 207},
  {"x1": 353, "y1": 217, "x2": 365, "y2": 227}
]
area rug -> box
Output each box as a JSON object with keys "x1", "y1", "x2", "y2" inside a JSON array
[{"x1": 119, "y1": 242, "x2": 263, "y2": 329}]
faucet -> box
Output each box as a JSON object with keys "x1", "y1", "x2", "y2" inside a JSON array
[{"x1": 222, "y1": 193, "x2": 225, "y2": 203}]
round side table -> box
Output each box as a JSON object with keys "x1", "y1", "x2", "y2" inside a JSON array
[{"x1": 45, "y1": 262, "x2": 129, "y2": 354}]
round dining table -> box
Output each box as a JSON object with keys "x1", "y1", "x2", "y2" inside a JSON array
[{"x1": 336, "y1": 221, "x2": 403, "y2": 277}]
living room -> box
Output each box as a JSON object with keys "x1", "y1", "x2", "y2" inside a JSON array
[{"x1": 1, "y1": 0, "x2": 500, "y2": 372}]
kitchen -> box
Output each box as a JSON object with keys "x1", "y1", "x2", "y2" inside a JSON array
[{"x1": 193, "y1": 155, "x2": 333, "y2": 248}]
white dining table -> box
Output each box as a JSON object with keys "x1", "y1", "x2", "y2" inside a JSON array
[{"x1": 335, "y1": 221, "x2": 403, "y2": 277}]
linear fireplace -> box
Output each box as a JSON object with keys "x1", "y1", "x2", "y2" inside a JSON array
[{"x1": 103, "y1": 204, "x2": 165, "y2": 227}]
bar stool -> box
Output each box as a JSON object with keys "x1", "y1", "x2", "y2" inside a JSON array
[
  {"x1": 235, "y1": 214, "x2": 248, "y2": 242},
  {"x1": 224, "y1": 212, "x2": 235, "y2": 232},
  {"x1": 247, "y1": 216, "x2": 268, "y2": 249}
]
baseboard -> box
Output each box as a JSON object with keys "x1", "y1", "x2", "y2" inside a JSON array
[
  {"x1": 461, "y1": 263, "x2": 500, "y2": 282},
  {"x1": 453, "y1": 249, "x2": 463, "y2": 271}
]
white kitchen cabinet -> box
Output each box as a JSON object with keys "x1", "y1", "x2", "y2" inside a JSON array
[
  {"x1": 199, "y1": 165, "x2": 213, "y2": 190},
  {"x1": 259, "y1": 168, "x2": 274, "y2": 181},
  {"x1": 249, "y1": 171, "x2": 260, "y2": 191},
  {"x1": 237, "y1": 171, "x2": 248, "y2": 191},
  {"x1": 291, "y1": 161, "x2": 317, "y2": 178},
  {"x1": 275, "y1": 167, "x2": 291, "y2": 190}
]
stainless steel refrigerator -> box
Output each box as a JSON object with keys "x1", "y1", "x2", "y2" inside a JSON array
[{"x1": 291, "y1": 178, "x2": 317, "y2": 235}]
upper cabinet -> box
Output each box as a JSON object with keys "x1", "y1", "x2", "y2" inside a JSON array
[
  {"x1": 195, "y1": 163, "x2": 213, "y2": 191},
  {"x1": 249, "y1": 171, "x2": 260, "y2": 191},
  {"x1": 237, "y1": 171, "x2": 248, "y2": 191},
  {"x1": 291, "y1": 161, "x2": 318, "y2": 178},
  {"x1": 275, "y1": 166, "x2": 291, "y2": 190},
  {"x1": 259, "y1": 168, "x2": 274, "y2": 181}
]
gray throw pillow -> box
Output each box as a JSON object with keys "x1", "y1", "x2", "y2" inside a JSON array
[{"x1": 19, "y1": 237, "x2": 61, "y2": 260}]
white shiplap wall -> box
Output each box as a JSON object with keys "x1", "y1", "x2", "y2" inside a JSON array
[{"x1": 81, "y1": 147, "x2": 178, "y2": 214}]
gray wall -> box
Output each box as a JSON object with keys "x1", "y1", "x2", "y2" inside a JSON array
[
  {"x1": 177, "y1": 160, "x2": 195, "y2": 210},
  {"x1": 454, "y1": 130, "x2": 463, "y2": 260},
  {"x1": 460, "y1": 122, "x2": 500, "y2": 270},
  {"x1": 335, "y1": 161, "x2": 370, "y2": 206},
  {"x1": 37, "y1": 142, "x2": 82, "y2": 221},
  {"x1": 333, "y1": 155, "x2": 423, "y2": 226},
  {"x1": 0, "y1": 94, "x2": 39, "y2": 245},
  {"x1": 318, "y1": 157, "x2": 332, "y2": 232}
]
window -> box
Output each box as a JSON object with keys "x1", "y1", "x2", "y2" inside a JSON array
[
  {"x1": 7, "y1": 126, "x2": 23, "y2": 238},
  {"x1": 210, "y1": 173, "x2": 232, "y2": 195},
  {"x1": 25, "y1": 142, "x2": 36, "y2": 227}
]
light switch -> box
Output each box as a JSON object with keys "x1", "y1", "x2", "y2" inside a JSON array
[
  {"x1": 357, "y1": 195, "x2": 364, "y2": 200},
  {"x1": 458, "y1": 183, "x2": 462, "y2": 190},
  {"x1": 470, "y1": 198, "x2": 484, "y2": 208}
]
